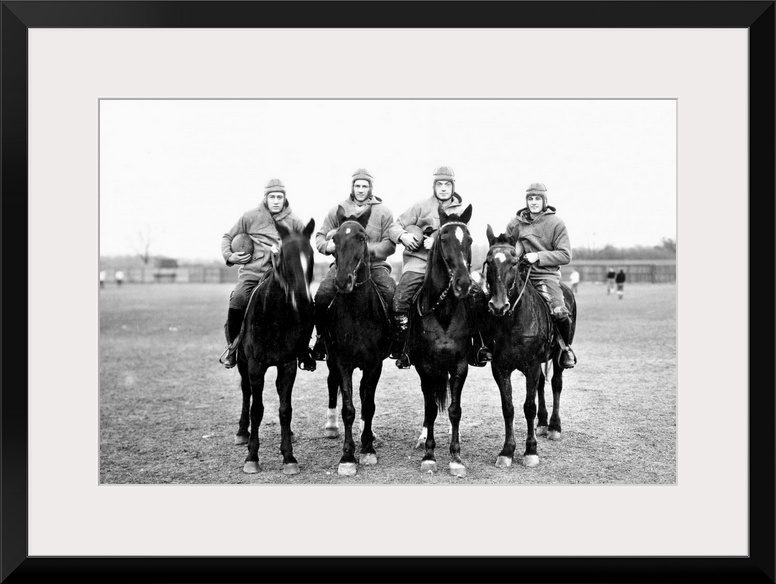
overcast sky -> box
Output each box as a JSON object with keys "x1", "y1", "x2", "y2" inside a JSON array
[{"x1": 99, "y1": 99, "x2": 676, "y2": 263}]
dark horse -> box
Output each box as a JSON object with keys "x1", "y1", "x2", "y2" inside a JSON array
[
  {"x1": 321, "y1": 205, "x2": 392, "y2": 476},
  {"x1": 408, "y1": 204, "x2": 474, "y2": 477},
  {"x1": 234, "y1": 218, "x2": 316, "y2": 475},
  {"x1": 483, "y1": 226, "x2": 577, "y2": 468}
]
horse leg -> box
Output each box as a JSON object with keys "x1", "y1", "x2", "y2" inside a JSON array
[
  {"x1": 415, "y1": 423, "x2": 428, "y2": 449},
  {"x1": 358, "y1": 376, "x2": 379, "y2": 445},
  {"x1": 323, "y1": 363, "x2": 340, "y2": 438},
  {"x1": 447, "y1": 362, "x2": 468, "y2": 477},
  {"x1": 358, "y1": 361, "x2": 382, "y2": 466},
  {"x1": 491, "y1": 364, "x2": 517, "y2": 468},
  {"x1": 419, "y1": 376, "x2": 439, "y2": 473},
  {"x1": 522, "y1": 366, "x2": 541, "y2": 467},
  {"x1": 234, "y1": 360, "x2": 250, "y2": 445},
  {"x1": 276, "y1": 361, "x2": 300, "y2": 475},
  {"x1": 536, "y1": 366, "x2": 550, "y2": 437},
  {"x1": 335, "y1": 360, "x2": 358, "y2": 476},
  {"x1": 243, "y1": 361, "x2": 267, "y2": 474},
  {"x1": 548, "y1": 364, "x2": 563, "y2": 441}
]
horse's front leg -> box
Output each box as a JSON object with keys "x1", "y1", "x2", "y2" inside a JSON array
[
  {"x1": 447, "y1": 360, "x2": 468, "y2": 477},
  {"x1": 522, "y1": 364, "x2": 542, "y2": 467},
  {"x1": 536, "y1": 366, "x2": 550, "y2": 437},
  {"x1": 235, "y1": 360, "x2": 251, "y2": 445},
  {"x1": 418, "y1": 374, "x2": 440, "y2": 473},
  {"x1": 243, "y1": 361, "x2": 268, "y2": 474},
  {"x1": 324, "y1": 362, "x2": 340, "y2": 438},
  {"x1": 276, "y1": 361, "x2": 300, "y2": 475},
  {"x1": 491, "y1": 362, "x2": 517, "y2": 468},
  {"x1": 358, "y1": 361, "x2": 382, "y2": 466},
  {"x1": 335, "y1": 359, "x2": 358, "y2": 476},
  {"x1": 548, "y1": 366, "x2": 564, "y2": 440}
]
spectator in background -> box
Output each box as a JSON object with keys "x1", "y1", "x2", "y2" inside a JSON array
[
  {"x1": 100, "y1": 270, "x2": 106, "y2": 289},
  {"x1": 606, "y1": 267, "x2": 616, "y2": 295},
  {"x1": 115, "y1": 270, "x2": 124, "y2": 287},
  {"x1": 569, "y1": 268, "x2": 580, "y2": 295},
  {"x1": 616, "y1": 269, "x2": 626, "y2": 299}
]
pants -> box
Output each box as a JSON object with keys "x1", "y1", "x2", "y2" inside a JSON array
[
  {"x1": 392, "y1": 271, "x2": 426, "y2": 315},
  {"x1": 531, "y1": 274, "x2": 569, "y2": 319},
  {"x1": 228, "y1": 277, "x2": 262, "y2": 310},
  {"x1": 315, "y1": 264, "x2": 396, "y2": 315}
]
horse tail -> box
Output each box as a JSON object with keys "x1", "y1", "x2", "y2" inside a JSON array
[{"x1": 435, "y1": 376, "x2": 449, "y2": 412}]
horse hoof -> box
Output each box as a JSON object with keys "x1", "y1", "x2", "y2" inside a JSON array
[
  {"x1": 495, "y1": 456, "x2": 513, "y2": 468},
  {"x1": 283, "y1": 463, "x2": 300, "y2": 475},
  {"x1": 420, "y1": 460, "x2": 437, "y2": 473},
  {"x1": 234, "y1": 434, "x2": 249, "y2": 446},
  {"x1": 449, "y1": 462, "x2": 467, "y2": 477},
  {"x1": 323, "y1": 427, "x2": 340, "y2": 439},
  {"x1": 360, "y1": 453, "x2": 378, "y2": 466},
  {"x1": 536, "y1": 426, "x2": 548, "y2": 437},
  {"x1": 243, "y1": 461, "x2": 260, "y2": 474},
  {"x1": 522, "y1": 455, "x2": 540, "y2": 468},
  {"x1": 338, "y1": 462, "x2": 357, "y2": 476},
  {"x1": 548, "y1": 430, "x2": 562, "y2": 441}
]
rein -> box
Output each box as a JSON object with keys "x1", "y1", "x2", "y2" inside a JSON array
[{"x1": 416, "y1": 221, "x2": 467, "y2": 317}]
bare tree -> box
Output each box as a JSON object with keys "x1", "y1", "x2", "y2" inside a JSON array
[{"x1": 135, "y1": 226, "x2": 152, "y2": 265}]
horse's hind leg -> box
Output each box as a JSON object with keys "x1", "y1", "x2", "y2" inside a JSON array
[
  {"x1": 522, "y1": 366, "x2": 541, "y2": 467},
  {"x1": 536, "y1": 366, "x2": 550, "y2": 437},
  {"x1": 235, "y1": 361, "x2": 250, "y2": 445},
  {"x1": 323, "y1": 363, "x2": 340, "y2": 438},
  {"x1": 491, "y1": 365, "x2": 517, "y2": 468},
  {"x1": 243, "y1": 362, "x2": 267, "y2": 474},
  {"x1": 358, "y1": 362, "x2": 382, "y2": 466},
  {"x1": 276, "y1": 361, "x2": 300, "y2": 475},
  {"x1": 548, "y1": 365, "x2": 563, "y2": 440}
]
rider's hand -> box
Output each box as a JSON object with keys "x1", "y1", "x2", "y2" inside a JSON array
[
  {"x1": 228, "y1": 252, "x2": 252, "y2": 264},
  {"x1": 400, "y1": 232, "x2": 420, "y2": 251},
  {"x1": 326, "y1": 240, "x2": 336, "y2": 254},
  {"x1": 422, "y1": 235, "x2": 434, "y2": 250},
  {"x1": 525, "y1": 252, "x2": 539, "y2": 264}
]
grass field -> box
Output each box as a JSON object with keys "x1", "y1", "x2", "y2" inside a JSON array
[{"x1": 99, "y1": 281, "x2": 676, "y2": 485}]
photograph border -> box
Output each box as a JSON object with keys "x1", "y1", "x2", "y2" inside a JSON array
[{"x1": 2, "y1": 1, "x2": 774, "y2": 582}]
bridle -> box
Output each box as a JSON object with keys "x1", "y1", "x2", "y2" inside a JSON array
[
  {"x1": 270, "y1": 240, "x2": 312, "y2": 299},
  {"x1": 484, "y1": 244, "x2": 533, "y2": 316},
  {"x1": 334, "y1": 221, "x2": 372, "y2": 288},
  {"x1": 417, "y1": 221, "x2": 469, "y2": 317}
]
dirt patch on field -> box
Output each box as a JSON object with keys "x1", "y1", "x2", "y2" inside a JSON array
[{"x1": 99, "y1": 282, "x2": 676, "y2": 485}]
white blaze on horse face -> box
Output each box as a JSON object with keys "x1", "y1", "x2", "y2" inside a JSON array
[
  {"x1": 345, "y1": 227, "x2": 351, "y2": 235},
  {"x1": 494, "y1": 252, "x2": 507, "y2": 264},
  {"x1": 454, "y1": 226, "x2": 464, "y2": 244},
  {"x1": 299, "y1": 252, "x2": 311, "y2": 300}
]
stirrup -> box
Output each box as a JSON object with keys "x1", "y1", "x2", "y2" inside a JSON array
[
  {"x1": 395, "y1": 353, "x2": 411, "y2": 369},
  {"x1": 560, "y1": 347, "x2": 577, "y2": 369},
  {"x1": 298, "y1": 350, "x2": 317, "y2": 372},
  {"x1": 310, "y1": 335, "x2": 327, "y2": 361},
  {"x1": 219, "y1": 346, "x2": 237, "y2": 369},
  {"x1": 468, "y1": 346, "x2": 492, "y2": 367}
]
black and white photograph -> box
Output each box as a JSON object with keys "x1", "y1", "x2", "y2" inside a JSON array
[{"x1": 99, "y1": 98, "x2": 677, "y2": 484}]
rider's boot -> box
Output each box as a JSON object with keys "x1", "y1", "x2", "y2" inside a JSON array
[
  {"x1": 220, "y1": 308, "x2": 245, "y2": 369},
  {"x1": 468, "y1": 333, "x2": 493, "y2": 367},
  {"x1": 389, "y1": 313, "x2": 411, "y2": 369},
  {"x1": 554, "y1": 315, "x2": 577, "y2": 369},
  {"x1": 310, "y1": 318, "x2": 327, "y2": 361}
]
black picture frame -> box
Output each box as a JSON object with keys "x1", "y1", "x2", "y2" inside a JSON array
[{"x1": 2, "y1": 2, "x2": 773, "y2": 582}]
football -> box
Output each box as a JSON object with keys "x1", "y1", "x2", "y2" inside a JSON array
[
  {"x1": 404, "y1": 224, "x2": 425, "y2": 241},
  {"x1": 230, "y1": 233, "x2": 254, "y2": 255}
]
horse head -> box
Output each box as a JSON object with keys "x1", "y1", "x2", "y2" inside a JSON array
[
  {"x1": 273, "y1": 217, "x2": 316, "y2": 311},
  {"x1": 436, "y1": 204, "x2": 473, "y2": 299},
  {"x1": 485, "y1": 224, "x2": 523, "y2": 317},
  {"x1": 333, "y1": 205, "x2": 372, "y2": 294}
]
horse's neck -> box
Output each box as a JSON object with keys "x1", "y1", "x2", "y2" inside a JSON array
[{"x1": 419, "y1": 246, "x2": 457, "y2": 315}]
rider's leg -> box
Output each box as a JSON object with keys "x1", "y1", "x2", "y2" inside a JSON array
[
  {"x1": 221, "y1": 279, "x2": 257, "y2": 368},
  {"x1": 535, "y1": 276, "x2": 576, "y2": 368},
  {"x1": 466, "y1": 284, "x2": 492, "y2": 366},
  {"x1": 390, "y1": 271, "x2": 424, "y2": 368},
  {"x1": 311, "y1": 265, "x2": 337, "y2": 360}
]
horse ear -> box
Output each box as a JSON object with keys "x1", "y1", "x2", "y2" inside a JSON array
[
  {"x1": 303, "y1": 218, "x2": 316, "y2": 239},
  {"x1": 459, "y1": 204, "x2": 473, "y2": 225},
  {"x1": 336, "y1": 205, "x2": 347, "y2": 225},
  {"x1": 486, "y1": 224, "x2": 496, "y2": 247},
  {"x1": 275, "y1": 220, "x2": 291, "y2": 241},
  {"x1": 508, "y1": 232, "x2": 519, "y2": 247},
  {"x1": 356, "y1": 205, "x2": 372, "y2": 230}
]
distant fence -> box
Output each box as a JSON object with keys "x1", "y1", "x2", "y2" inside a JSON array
[{"x1": 101, "y1": 259, "x2": 674, "y2": 285}]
